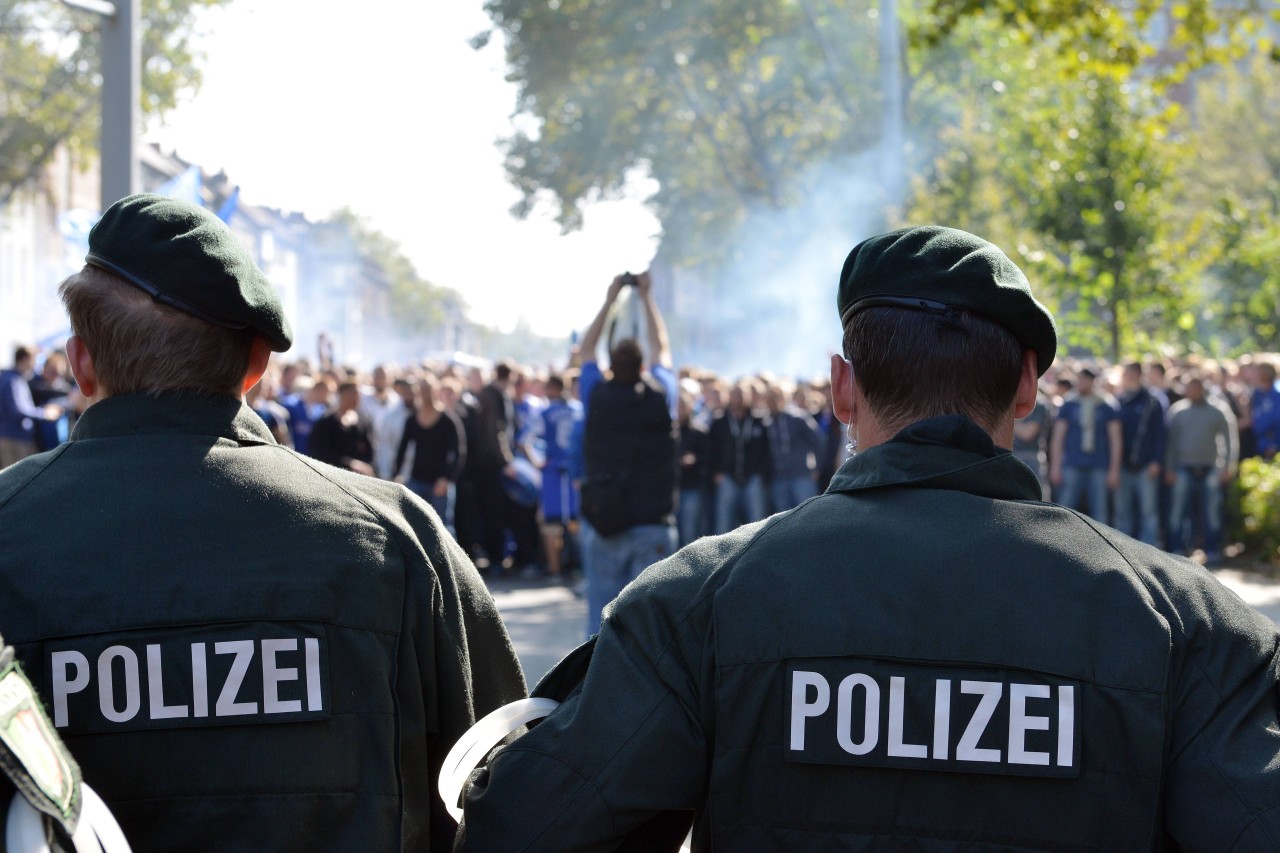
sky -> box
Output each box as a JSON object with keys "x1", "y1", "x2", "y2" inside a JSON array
[{"x1": 145, "y1": 0, "x2": 662, "y2": 338}]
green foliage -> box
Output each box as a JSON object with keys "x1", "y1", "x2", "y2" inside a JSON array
[
  {"x1": 0, "y1": 0, "x2": 228, "y2": 203},
  {"x1": 1172, "y1": 52, "x2": 1280, "y2": 355},
  {"x1": 1233, "y1": 457, "x2": 1280, "y2": 565},
  {"x1": 913, "y1": 0, "x2": 1263, "y2": 89},
  {"x1": 478, "y1": 0, "x2": 884, "y2": 266},
  {"x1": 903, "y1": 19, "x2": 1197, "y2": 361}
]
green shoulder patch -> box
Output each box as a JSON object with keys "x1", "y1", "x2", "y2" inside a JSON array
[{"x1": 0, "y1": 661, "x2": 81, "y2": 830}]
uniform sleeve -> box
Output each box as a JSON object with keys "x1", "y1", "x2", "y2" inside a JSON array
[
  {"x1": 455, "y1": 541, "x2": 731, "y2": 852},
  {"x1": 386, "y1": 487, "x2": 528, "y2": 848},
  {"x1": 1156, "y1": 565, "x2": 1280, "y2": 850}
]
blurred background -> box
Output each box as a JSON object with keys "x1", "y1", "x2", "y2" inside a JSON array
[{"x1": 3, "y1": 0, "x2": 1278, "y2": 376}]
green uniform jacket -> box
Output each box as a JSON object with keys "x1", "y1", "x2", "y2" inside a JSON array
[
  {"x1": 458, "y1": 416, "x2": 1280, "y2": 851},
  {"x1": 0, "y1": 393, "x2": 526, "y2": 852}
]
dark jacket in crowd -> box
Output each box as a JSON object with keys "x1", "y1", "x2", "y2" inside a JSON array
[
  {"x1": 308, "y1": 408, "x2": 374, "y2": 470},
  {"x1": 471, "y1": 383, "x2": 513, "y2": 472},
  {"x1": 1117, "y1": 386, "x2": 1166, "y2": 471},
  {"x1": 678, "y1": 419, "x2": 711, "y2": 492},
  {"x1": 766, "y1": 408, "x2": 824, "y2": 481},
  {"x1": 709, "y1": 411, "x2": 771, "y2": 484}
]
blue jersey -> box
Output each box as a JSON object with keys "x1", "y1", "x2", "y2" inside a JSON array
[{"x1": 542, "y1": 398, "x2": 583, "y2": 469}]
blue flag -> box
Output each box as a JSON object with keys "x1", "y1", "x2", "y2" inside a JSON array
[
  {"x1": 217, "y1": 187, "x2": 240, "y2": 223},
  {"x1": 155, "y1": 166, "x2": 202, "y2": 206}
]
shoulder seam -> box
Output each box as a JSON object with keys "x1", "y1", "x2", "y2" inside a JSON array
[{"x1": 0, "y1": 443, "x2": 73, "y2": 512}]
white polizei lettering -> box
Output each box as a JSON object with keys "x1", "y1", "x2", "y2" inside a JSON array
[
  {"x1": 146, "y1": 644, "x2": 188, "y2": 720},
  {"x1": 191, "y1": 643, "x2": 209, "y2": 718},
  {"x1": 887, "y1": 676, "x2": 928, "y2": 758},
  {"x1": 50, "y1": 650, "x2": 90, "y2": 728},
  {"x1": 933, "y1": 679, "x2": 951, "y2": 760},
  {"x1": 98, "y1": 645, "x2": 141, "y2": 723},
  {"x1": 262, "y1": 639, "x2": 301, "y2": 714},
  {"x1": 789, "y1": 671, "x2": 830, "y2": 751},
  {"x1": 1008, "y1": 683, "x2": 1051, "y2": 765},
  {"x1": 305, "y1": 638, "x2": 323, "y2": 712},
  {"x1": 957, "y1": 680, "x2": 1002, "y2": 762},
  {"x1": 835, "y1": 673, "x2": 879, "y2": 755},
  {"x1": 1057, "y1": 685, "x2": 1075, "y2": 767},
  {"x1": 214, "y1": 641, "x2": 258, "y2": 716}
]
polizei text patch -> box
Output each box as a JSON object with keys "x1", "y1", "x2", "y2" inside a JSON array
[
  {"x1": 786, "y1": 658, "x2": 1080, "y2": 778},
  {"x1": 43, "y1": 622, "x2": 329, "y2": 733}
]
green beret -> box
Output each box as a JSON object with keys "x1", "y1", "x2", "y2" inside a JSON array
[
  {"x1": 837, "y1": 225, "x2": 1057, "y2": 375},
  {"x1": 86, "y1": 193, "x2": 293, "y2": 352}
]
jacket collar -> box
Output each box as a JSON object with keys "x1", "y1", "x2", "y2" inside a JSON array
[
  {"x1": 826, "y1": 415, "x2": 1042, "y2": 501},
  {"x1": 70, "y1": 392, "x2": 276, "y2": 445}
]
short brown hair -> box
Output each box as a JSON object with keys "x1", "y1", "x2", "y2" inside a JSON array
[
  {"x1": 59, "y1": 264, "x2": 255, "y2": 396},
  {"x1": 843, "y1": 306, "x2": 1024, "y2": 435}
]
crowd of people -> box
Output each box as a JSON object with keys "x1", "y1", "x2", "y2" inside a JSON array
[{"x1": 3, "y1": 339, "x2": 1279, "y2": 574}]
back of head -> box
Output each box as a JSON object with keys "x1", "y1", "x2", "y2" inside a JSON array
[
  {"x1": 842, "y1": 307, "x2": 1024, "y2": 434},
  {"x1": 608, "y1": 338, "x2": 643, "y2": 385},
  {"x1": 61, "y1": 193, "x2": 294, "y2": 398},
  {"x1": 60, "y1": 265, "x2": 257, "y2": 397},
  {"x1": 838, "y1": 226, "x2": 1056, "y2": 435}
]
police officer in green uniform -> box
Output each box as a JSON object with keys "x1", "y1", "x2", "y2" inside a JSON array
[
  {"x1": 456, "y1": 226, "x2": 1280, "y2": 851},
  {"x1": 0, "y1": 194, "x2": 526, "y2": 851}
]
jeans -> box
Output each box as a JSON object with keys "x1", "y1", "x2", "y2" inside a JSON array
[
  {"x1": 1168, "y1": 467, "x2": 1223, "y2": 561},
  {"x1": 1114, "y1": 468, "x2": 1161, "y2": 546},
  {"x1": 715, "y1": 474, "x2": 768, "y2": 534},
  {"x1": 408, "y1": 478, "x2": 456, "y2": 537},
  {"x1": 769, "y1": 474, "x2": 818, "y2": 513},
  {"x1": 677, "y1": 488, "x2": 704, "y2": 548},
  {"x1": 582, "y1": 521, "x2": 678, "y2": 636},
  {"x1": 1058, "y1": 466, "x2": 1110, "y2": 524}
]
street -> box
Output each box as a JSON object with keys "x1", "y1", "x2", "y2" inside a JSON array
[{"x1": 491, "y1": 568, "x2": 1280, "y2": 686}]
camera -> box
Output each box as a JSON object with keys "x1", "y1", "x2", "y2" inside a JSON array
[{"x1": 620, "y1": 272, "x2": 638, "y2": 288}]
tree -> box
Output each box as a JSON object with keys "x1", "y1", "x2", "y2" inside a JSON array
[
  {"x1": 477, "y1": 0, "x2": 886, "y2": 268},
  {"x1": 903, "y1": 15, "x2": 1198, "y2": 361},
  {"x1": 0, "y1": 0, "x2": 230, "y2": 204},
  {"x1": 1172, "y1": 51, "x2": 1280, "y2": 353}
]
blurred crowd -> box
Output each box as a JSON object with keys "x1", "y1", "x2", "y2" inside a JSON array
[{"x1": 3, "y1": 341, "x2": 1278, "y2": 573}]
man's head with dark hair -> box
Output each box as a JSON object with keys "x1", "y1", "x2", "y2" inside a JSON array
[
  {"x1": 1122, "y1": 362, "x2": 1144, "y2": 392},
  {"x1": 832, "y1": 226, "x2": 1048, "y2": 449},
  {"x1": 609, "y1": 338, "x2": 643, "y2": 385},
  {"x1": 13, "y1": 346, "x2": 33, "y2": 370},
  {"x1": 546, "y1": 374, "x2": 565, "y2": 398},
  {"x1": 1257, "y1": 361, "x2": 1277, "y2": 386},
  {"x1": 494, "y1": 361, "x2": 513, "y2": 383},
  {"x1": 842, "y1": 307, "x2": 1024, "y2": 435}
]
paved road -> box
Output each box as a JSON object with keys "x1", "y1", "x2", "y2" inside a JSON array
[
  {"x1": 489, "y1": 577, "x2": 586, "y2": 685},
  {"x1": 492, "y1": 568, "x2": 1280, "y2": 686}
]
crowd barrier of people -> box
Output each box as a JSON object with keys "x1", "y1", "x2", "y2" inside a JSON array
[{"x1": 4, "y1": 338, "x2": 1277, "y2": 576}]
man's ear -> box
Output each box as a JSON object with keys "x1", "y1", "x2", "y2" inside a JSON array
[
  {"x1": 830, "y1": 353, "x2": 854, "y2": 426},
  {"x1": 1013, "y1": 350, "x2": 1039, "y2": 419},
  {"x1": 66, "y1": 335, "x2": 99, "y2": 399},
  {"x1": 241, "y1": 335, "x2": 273, "y2": 395}
]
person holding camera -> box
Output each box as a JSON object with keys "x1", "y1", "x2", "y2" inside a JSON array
[{"x1": 572, "y1": 271, "x2": 679, "y2": 635}]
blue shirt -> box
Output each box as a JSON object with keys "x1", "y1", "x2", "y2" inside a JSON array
[
  {"x1": 1057, "y1": 395, "x2": 1119, "y2": 469},
  {"x1": 541, "y1": 398, "x2": 583, "y2": 469},
  {"x1": 1251, "y1": 385, "x2": 1280, "y2": 457},
  {"x1": 0, "y1": 369, "x2": 44, "y2": 442}
]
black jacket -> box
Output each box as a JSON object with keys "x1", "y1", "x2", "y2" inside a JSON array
[{"x1": 460, "y1": 416, "x2": 1280, "y2": 851}]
